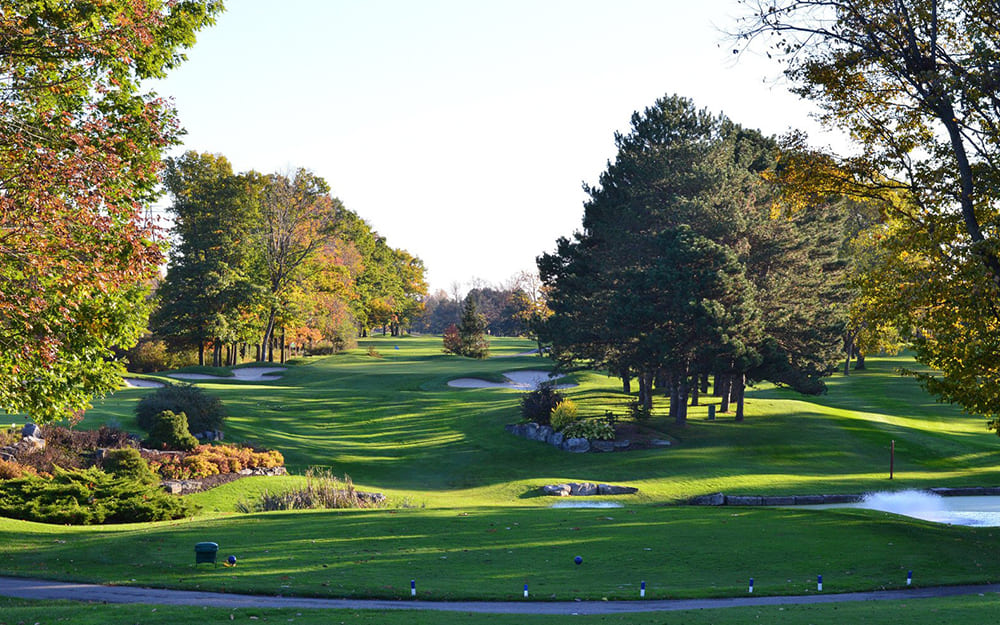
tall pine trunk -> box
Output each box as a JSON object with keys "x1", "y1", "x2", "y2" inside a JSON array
[
  {"x1": 734, "y1": 373, "x2": 746, "y2": 422},
  {"x1": 720, "y1": 374, "x2": 732, "y2": 413}
]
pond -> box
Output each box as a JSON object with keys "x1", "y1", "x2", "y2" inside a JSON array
[
  {"x1": 792, "y1": 490, "x2": 1000, "y2": 526},
  {"x1": 550, "y1": 501, "x2": 624, "y2": 509}
]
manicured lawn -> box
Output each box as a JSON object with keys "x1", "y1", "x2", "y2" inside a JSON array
[
  {"x1": 2, "y1": 502, "x2": 999, "y2": 600},
  {"x1": 3, "y1": 594, "x2": 1000, "y2": 624},
  {"x1": 81, "y1": 337, "x2": 1000, "y2": 506},
  {"x1": 3, "y1": 336, "x2": 1000, "y2": 606}
]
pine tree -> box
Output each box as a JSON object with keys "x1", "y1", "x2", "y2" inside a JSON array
[{"x1": 457, "y1": 297, "x2": 490, "y2": 359}]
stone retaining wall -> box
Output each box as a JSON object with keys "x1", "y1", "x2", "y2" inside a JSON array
[{"x1": 687, "y1": 487, "x2": 1000, "y2": 506}]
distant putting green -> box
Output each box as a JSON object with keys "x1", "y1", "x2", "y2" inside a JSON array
[{"x1": 3, "y1": 336, "x2": 1000, "y2": 603}]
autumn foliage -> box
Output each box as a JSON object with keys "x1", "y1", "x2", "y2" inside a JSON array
[{"x1": 0, "y1": 1, "x2": 221, "y2": 423}]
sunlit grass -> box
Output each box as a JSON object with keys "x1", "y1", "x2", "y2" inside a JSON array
[{"x1": 6, "y1": 337, "x2": 1000, "y2": 602}]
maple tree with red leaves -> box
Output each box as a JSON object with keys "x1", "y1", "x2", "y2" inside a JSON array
[{"x1": 0, "y1": 0, "x2": 222, "y2": 423}]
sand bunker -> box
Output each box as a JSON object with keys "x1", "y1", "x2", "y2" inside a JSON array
[
  {"x1": 122, "y1": 378, "x2": 166, "y2": 388},
  {"x1": 447, "y1": 370, "x2": 576, "y2": 390},
  {"x1": 167, "y1": 367, "x2": 287, "y2": 382}
]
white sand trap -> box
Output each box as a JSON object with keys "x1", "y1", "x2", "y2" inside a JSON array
[
  {"x1": 167, "y1": 367, "x2": 287, "y2": 382},
  {"x1": 447, "y1": 370, "x2": 577, "y2": 390},
  {"x1": 123, "y1": 378, "x2": 166, "y2": 388}
]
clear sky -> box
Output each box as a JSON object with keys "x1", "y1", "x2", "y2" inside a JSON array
[{"x1": 152, "y1": 0, "x2": 842, "y2": 294}]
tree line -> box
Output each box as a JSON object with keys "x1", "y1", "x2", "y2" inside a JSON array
[
  {"x1": 412, "y1": 271, "x2": 548, "y2": 340},
  {"x1": 151, "y1": 151, "x2": 427, "y2": 367}
]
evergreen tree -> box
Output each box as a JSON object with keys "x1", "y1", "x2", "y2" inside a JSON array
[
  {"x1": 539, "y1": 94, "x2": 848, "y2": 420},
  {"x1": 457, "y1": 297, "x2": 490, "y2": 359}
]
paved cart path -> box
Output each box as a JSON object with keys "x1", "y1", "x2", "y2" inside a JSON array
[{"x1": 2, "y1": 577, "x2": 999, "y2": 614}]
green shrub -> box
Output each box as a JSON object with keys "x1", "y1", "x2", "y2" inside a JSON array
[
  {"x1": 145, "y1": 411, "x2": 198, "y2": 452},
  {"x1": 550, "y1": 399, "x2": 580, "y2": 431},
  {"x1": 562, "y1": 418, "x2": 615, "y2": 441},
  {"x1": 0, "y1": 466, "x2": 194, "y2": 524},
  {"x1": 519, "y1": 383, "x2": 564, "y2": 425},
  {"x1": 628, "y1": 400, "x2": 651, "y2": 422},
  {"x1": 135, "y1": 384, "x2": 225, "y2": 435},
  {"x1": 102, "y1": 448, "x2": 158, "y2": 485}
]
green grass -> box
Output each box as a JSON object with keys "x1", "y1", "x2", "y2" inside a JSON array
[
  {"x1": 4, "y1": 594, "x2": 1000, "y2": 624},
  {"x1": 4, "y1": 336, "x2": 1000, "y2": 606},
  {"x1": 2, "y1": 503, "x2": 999, "y2": 600}
]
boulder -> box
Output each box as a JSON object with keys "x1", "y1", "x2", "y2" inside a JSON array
[
  {"x1": 569, "y1": 482, "x2": 599, "y2": 496},
  {"x1": 534, "y1": 425, "x2": 554, "y2": 442},
  {"x1": 524, "y1": 423, "x2": 539, "y2": 440},
  {"x1": 357, "y1": 491, "x2": 386, "y2": 505},
  {"x1": 591, "y1": 440, "x2": 615, "y2": 453},
  {"x1": 562, "y1": 437, "x2": 590, "y2": 453},
  {"x1": 688, "y1": 492, "x2": 725, "y2": 506},
  {"x1": 21, "y1": 423, "x2": 41, "y2": 439},
  {"x1": 541, "y1": 484, "x2": 572, "y2": 497},
  {"x1": 598, "y1": 484, "x2": 638, "y2": 495},
  {"x1": 613, "y1": 439, "x2": 630, "y2": 448},
  {"x1": 651, "y1": 439, "x2": 672, "y2": 446},
  {"x1": 509, "y1": 423, "x2": 527, "y2": 437},
  {"x1": 21, "y1": 436, "x2": 45, "y2": 452},
  {"x1": 546, "y1": 431, "x2": 564, "y2": 447}
]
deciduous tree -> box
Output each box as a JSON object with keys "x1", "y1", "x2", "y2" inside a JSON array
[
  {"x1": 737, "y1": 0, "x2": 1000, "y2": 425},
  {"x1": 0, "y1": 0, "x2": 221, "y2": 423}
]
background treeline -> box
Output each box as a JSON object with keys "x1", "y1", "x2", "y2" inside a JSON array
[
  {"x1": 133, "y1": 151, "x2": 427, "y2": 369},
  {"x1": 412, "y1": 272, "x2": 548, "y2": 339}
]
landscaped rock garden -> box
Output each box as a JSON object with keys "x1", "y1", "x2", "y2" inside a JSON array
[
  {"x1": 540, "y1": 482, "x2": 639, "y2": 496},
  {"x1": 508, "y1": 385, "x2": 673, "y2": 452},
  {"x1": 0, "y1": 423, "x2": 285, "y2": 494},
  {"x1": 504, "y1": 421, "x2": 672, "y2": 453}
]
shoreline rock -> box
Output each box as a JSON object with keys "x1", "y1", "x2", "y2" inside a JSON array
[
  {"x1": 540, "y1": 482, "x2": 639, "y2": 497},
  {"x1": 685, "y1": 487, "x2": 1000, "y2": 506}
]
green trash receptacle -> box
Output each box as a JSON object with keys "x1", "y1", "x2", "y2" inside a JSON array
[{"x1": 195, "y1": 542, "x2": 219, "y2": 565}]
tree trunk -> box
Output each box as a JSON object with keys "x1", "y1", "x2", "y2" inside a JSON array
[
  {"x1": 734, "y1": 373, "x2": 746, "y2": 423},
  {"x1": 720, "y1": 374, "x2": 732, "y2": 413},
  {"x1": 675, "y1": 376, "x2": 690, "y2": 426},
  {"x1": 198, "y1": 341, "x2": 205, "y2": 367},
  {"x1": 279, "y1": 327, "x2": 286, "y2": 363},
  {"x1": 255, "y1": 342, "x2": 261, "y2": 362},
  {"x1": 668, "y1": 374, "x2": 679, "y2": 422},
  {"x1": 700, "y1": 373, "x2": 709, "y2": 394},
  {"x1": 854, "y1": 352, "x2": 866, "y2": 370},
  {"x1": 638, "y1": 370, "x2": 654, "y2": 412},
  {"x1": 261, "y1": 307, "x2": 277, "y2": 363},
  {"x1": 844, "y1": 342, "x2": 852, "y2": 376},
  {"x1": 690, "y1": 374, "x2": 700, "y2": 406}
]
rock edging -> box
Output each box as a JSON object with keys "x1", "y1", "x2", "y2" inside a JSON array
[
  {"x1": 541, "y1": 482, "x2": 639, "y2": 497},
  {"x1": 505, "y1": 422, "x2": 664, "y2": 453},
  {"x1": 687, "y1": 487, "x2": 1000, "y2": 506},
  {"x1": 162, "y1": 466, "x2": 288, "y2": 495}
]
